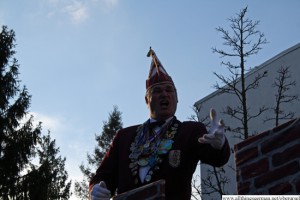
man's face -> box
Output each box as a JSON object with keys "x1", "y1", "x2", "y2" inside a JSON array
[{"x1": 145, "y1": 83, "x2": 178, "y2": 120}]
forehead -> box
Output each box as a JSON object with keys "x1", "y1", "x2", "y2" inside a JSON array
[{"x1": 150, "y1": 83, "x2": 175, "y2": 90}]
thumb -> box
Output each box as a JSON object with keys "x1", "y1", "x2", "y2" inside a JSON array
[{"x1": 99, "y1": 181, "x2": 107, "y2": 188}]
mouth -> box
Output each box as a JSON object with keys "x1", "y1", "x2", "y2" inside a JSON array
[{"x1": 160, "y1": 100, "x2": 169, "y2": 108}]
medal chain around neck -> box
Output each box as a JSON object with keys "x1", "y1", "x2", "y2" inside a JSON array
[
  {"x1": 129, "y1": 118, "x2": 179, "y2": 184},
  {"x1": 141, "y1": 123, "x2": 165, "y2": 146}
]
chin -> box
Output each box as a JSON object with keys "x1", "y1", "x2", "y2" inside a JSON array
[{"x1": 159, "y1": 113, "x2": 174, "y2": 119}]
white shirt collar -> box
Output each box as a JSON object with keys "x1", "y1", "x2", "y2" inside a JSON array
[{"x1": 149, "y1": 116, "x2": 173, "y2": 124}]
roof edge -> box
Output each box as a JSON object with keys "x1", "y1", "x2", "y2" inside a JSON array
[{"x1": 194, "y1": 43, "x2": 300, "y2": 107}]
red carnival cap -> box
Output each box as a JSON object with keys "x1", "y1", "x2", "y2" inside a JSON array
[{"x1": 146, "y1": 47, "x2": 174, "y2": 91}]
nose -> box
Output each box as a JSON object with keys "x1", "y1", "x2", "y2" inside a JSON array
[{"x1": 160, "y1": 89, "x2": 169, "y2": 97}]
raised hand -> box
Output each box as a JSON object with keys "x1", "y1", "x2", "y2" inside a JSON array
[{"x1": 198, "y1": 108, "x2": 226, "y2": 150}]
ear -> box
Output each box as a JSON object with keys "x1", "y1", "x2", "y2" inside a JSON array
[{"x1": 145, "y1": 95, "x2": 149, "y2": 105}]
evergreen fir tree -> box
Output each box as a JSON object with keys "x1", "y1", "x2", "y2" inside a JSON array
[
  {"x1": 0, "y1": 25, "x2": 42, "y2": 199},
  {"x1": 74, "y1": 106, "x2": 123, "y2": 199},
  {"x1": 19, "y1": 131, "x2": 72, "y2": 200}
]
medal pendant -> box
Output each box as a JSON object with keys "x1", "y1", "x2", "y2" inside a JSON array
[
  {"x1": 144, "y1": 141, "x2": 150, "y2": 148},
  {"x1": 129, "y1": 162, "x2": 136, "y2": 169},
  {"x1": 145, "y1": 174, "x2": 152, "y2": 182},
  {"x1": 132, "y1": 170, "x2": 137, "y2": 176},
  {"x1": 134, "y1": 178, "x2": 138, "y2": 184},
  {"x1": 137, "y1": 158, "x2": 148, "y2": 166}
]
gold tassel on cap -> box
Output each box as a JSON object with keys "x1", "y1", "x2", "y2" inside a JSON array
[
  {"x1": 147, "y1": 47, "x2": 160, "y2": 76},
  {"x1": 147, "y1": 46, "x2": 153, "y2": 57}
]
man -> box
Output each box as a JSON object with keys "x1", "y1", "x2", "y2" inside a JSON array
[{"x1": 89, "y1": 48, "x2": 230, "y2": 200}]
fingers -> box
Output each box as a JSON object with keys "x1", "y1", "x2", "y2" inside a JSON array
[
  {"x1": 210, "y1": 109, "x2": 218, "y2": 126},
  {"x1": 91, "y1": 181, "x2": 111, "y2": 200},
  {"x1": 201, "y1": 108, "x2": 226, "y2": 150},
  {"x1": 199, "y1": 133, "x2": 221, "y2": 143},
  {"x1": 209, "y1": 108, "x2": 219, "y2": 134},
  {"x1": 210, "y1": 108, "x2": 216, "y2": 121},
  {"x1": 99, "y1": 181, "x2": 107, "y2": 188},
  {"x1": 98, "y1": 181, "x2": 111, "y2": 196},
  {"x1": 219, "y1": 119, "x2": 224, "y2": 126},
  {"x1": 209, "y1": 108, "x2": 226, "y2": 132},
  {"x1": 198, "y1": 131, "x2": 225, "y2": 150},
  {"x1": 198, "y1": 134, "x2": 214, "y2": 144}
]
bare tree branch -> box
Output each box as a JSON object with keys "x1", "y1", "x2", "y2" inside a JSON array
[
  {"x1": 212, "y1": 6, "x2": 267, "y2": 139},
  {"x1": 265, "y1": 66, "x2": 299, "y2": 126}
]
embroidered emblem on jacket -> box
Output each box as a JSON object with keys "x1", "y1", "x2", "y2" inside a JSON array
[{"x1": 169, "y1": 150, "x2": 181, "y2": 168}]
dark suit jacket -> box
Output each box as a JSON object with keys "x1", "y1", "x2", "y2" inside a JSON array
[{"x1": 90, "y1": 118, "x2": 230, "y2": 200}]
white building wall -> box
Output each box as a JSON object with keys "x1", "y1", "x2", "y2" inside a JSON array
[{"x1": 194, "y1": 43, "x2": 300, "y2": 199}]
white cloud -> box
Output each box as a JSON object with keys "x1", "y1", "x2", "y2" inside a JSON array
[
  {"x1": 63, "y1": 1, "x2": 88, "y2": 24},
  {"x1": 44, "y1": 0, "x2": 89, "y2": 24},
  {"x1": 46, "y1": 0, "x2": 60, "y2": 6},
  {"x1": 44, "y1": 0, "x2": 120, "y2": 24},
  {"x1": 103, "y1": 0, "x2": 118, "y2": 8},
  {"x1": 29, "y1": 111, "x2": 63, "y2": 131}
]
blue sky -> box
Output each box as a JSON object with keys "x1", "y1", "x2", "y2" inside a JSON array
[{"x1": 1, "y1": 0, "x2": 299, "y2": 199}]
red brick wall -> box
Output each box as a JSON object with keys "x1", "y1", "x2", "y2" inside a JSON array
[{"x1": 234, "y1": 118, "x2": 300, "y2": 194}]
